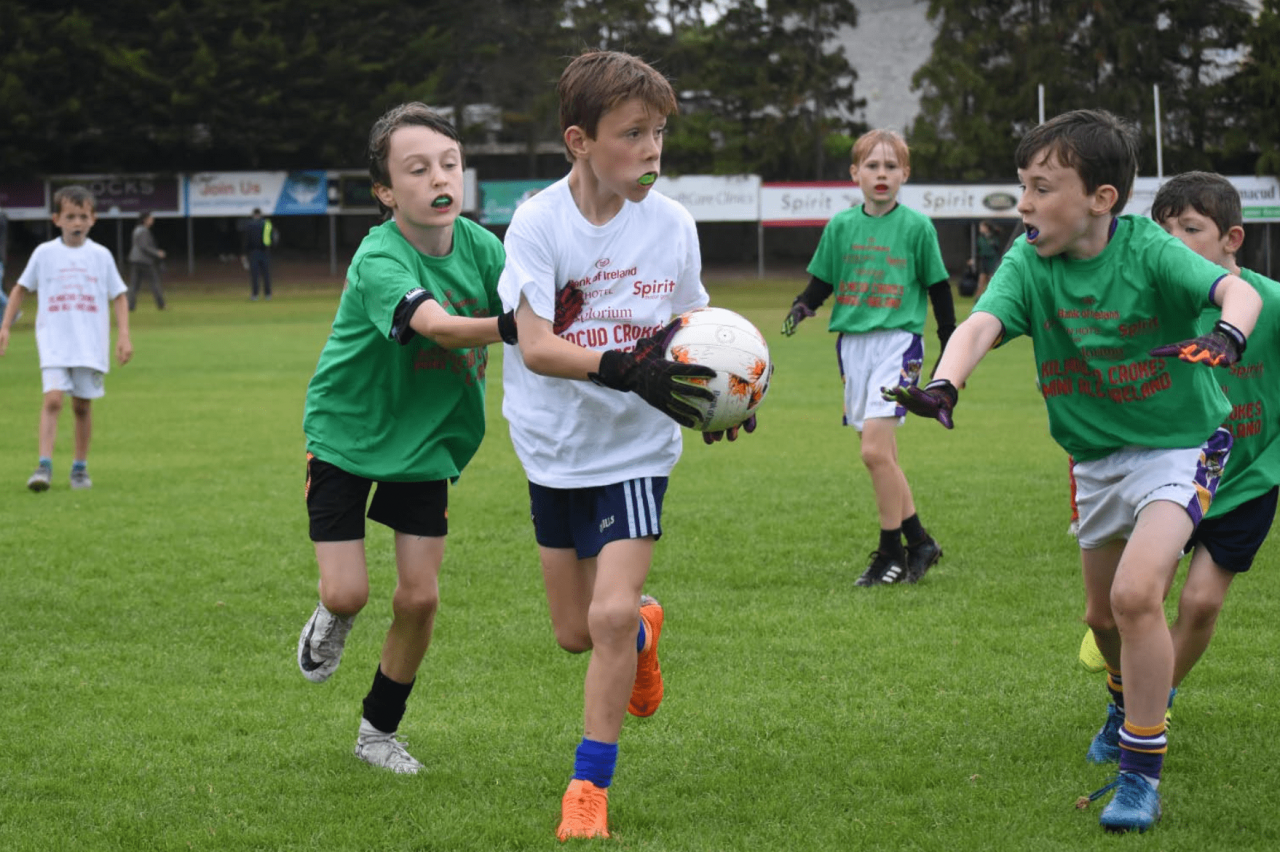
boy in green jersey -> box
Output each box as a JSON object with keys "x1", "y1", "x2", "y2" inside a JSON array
[
  {"x1": 295, "y1": 103, "x2": 517, "y2": 773},
  {"x1": 782, "y1": 128, "x2": 955, "y2": 586},
  {"x1": 1078, "y1": 171, "x2": 1280, "y2": 735},
  {"x1": 887, "y1": 110, "x2": 1262, "y2": 833}
]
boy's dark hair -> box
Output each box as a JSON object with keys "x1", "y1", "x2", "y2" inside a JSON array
[
  {"x1": 1015, "y1": 109, "x2": 1138, "y2": 215},
  {"x1": 367, "y1": 102, "x2": 461, "y2": 218},
  {"x1": 557, "y1": 50, "x2": 677, "y2": 163},
  {"x1": 1150, "y1": 171, "x2": 1243, "y2": 239},
  {"x1": 53, "y1": 185, "x2": 95, "y2": 214}
]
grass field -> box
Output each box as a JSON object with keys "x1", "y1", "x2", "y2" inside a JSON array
[{"x1": 1, "y1": 276, "x2": 1277, "y2": 851}]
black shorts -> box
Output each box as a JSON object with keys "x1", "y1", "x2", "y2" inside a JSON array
[
  {"x1": 1186, "y1": 485, "x2": 1278, "y2": 573},
  {"x1": 305, "y1": 454, "x2": 448, "y2": 541}
]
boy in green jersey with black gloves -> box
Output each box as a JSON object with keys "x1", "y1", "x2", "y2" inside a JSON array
[
  {"x1": 1078, "y1": 170, "x2": 1280, "y2": 743},
  {"x1": 887, "y1": 110, "x2": 1262, "y2": 833},
  {"x1": 782, "y1": 128, "x2": 955, "y2": 586},
  {"x1": 296, "y1": 103, "x2": 516, "y2": 774}
]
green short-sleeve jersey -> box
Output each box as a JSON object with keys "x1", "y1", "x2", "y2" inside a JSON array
[
  {"x1": 806, "y1": 203, "x2": 948, "y2": 335},
  {"x1": 303, "y1": 217, "x2": 505, "y2": 482},
  {"x1": 975, "y1": 215, "x2": 1230, "y2": 461},
  {"x1": 1203, "y1": 267, "x2": 1280, "y2": 517}
]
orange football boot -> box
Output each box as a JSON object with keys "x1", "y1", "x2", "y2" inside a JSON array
[
  {"x1": 628, "y1": 595, "x2": 664, "y2": 717},
  {"x1": 557, "y1": 779, "x2": 609, "y2": 841}
]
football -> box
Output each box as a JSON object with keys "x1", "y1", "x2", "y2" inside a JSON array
[{"x1": 664, "y1": 307, "x2": 772, "y2": 432}]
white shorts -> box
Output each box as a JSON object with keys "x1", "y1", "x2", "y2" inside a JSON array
[
  {"x1": 837, "y1": 329, "x2": 924, "y2": 431},
  {"x1": 42, "y1": 367, "x2": 106, "y2": 399},
  {"x1": 1073, "y1": 428, "x2": 1232, "y2": 549}
]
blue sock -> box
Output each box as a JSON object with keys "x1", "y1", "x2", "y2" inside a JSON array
[
  {"x1": 38, "y1": 457, "x2": 52, "y2": 470},
  {"x1": 71, "y1": 460, "x2": 87, "y2": 472},
  {"x1": 573, "y1": 738, "x2": 618, "y2": 789},
  {"x1": 636, "y1": 615, "x2": 647, "y2": 653}
]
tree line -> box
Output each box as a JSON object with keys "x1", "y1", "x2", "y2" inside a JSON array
[{"x1": 1, "y1": 0, "x2": 1275, "y2": 183}]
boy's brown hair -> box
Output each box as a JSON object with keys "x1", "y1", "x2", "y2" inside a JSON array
[
  {"x1": 52, "y1": 185, "x2": 96, "y2": 214},
  {"x1": 851, "y1": 129, "x2": 910, "y2": 171},
  {"x1": 1015, "y1": 109, "x2": 1138, "y2": 216},
  {"x1": 1150, "y1": 171, "x2": 1243, "y2": 241},
  {"x1": 557, "y1": 50, "x2": 677, "y2": 163},
  {"x1": 367, "y1": 102, "x2": 462, "y2": 218}
]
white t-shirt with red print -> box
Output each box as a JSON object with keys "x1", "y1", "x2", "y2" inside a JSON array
[
  {"x1": 18, "y1": 237, "x2": 127, "y2": 372},
  {"x1": 499, "y1": 177, "x2": 709, "y2": 488}
]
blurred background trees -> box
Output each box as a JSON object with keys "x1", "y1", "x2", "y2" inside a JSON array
[{"x1": 0, "y1": 0, "x2": 1274, "y2": 181}]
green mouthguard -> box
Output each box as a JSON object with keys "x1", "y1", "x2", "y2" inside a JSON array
[{"x1": 637, "y1": 174, "x2": 656, "y2": 186}]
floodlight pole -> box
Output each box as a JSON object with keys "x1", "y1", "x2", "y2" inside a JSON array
[
  {"x1": 1153, "y1": 84, "x2": 1164, "y2": 180},
  {"x1": 1038, "y1": 85, "x2": 1045, "y2": 124}
]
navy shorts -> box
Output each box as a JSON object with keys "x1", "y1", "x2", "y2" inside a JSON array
[
  {"x1": 306, "y1": 454, "x2": 448, "y2": 541},
  {"x1": 1185, "y1": 485, "x2": 1277, "y2": 573},
  {"x1": 528, "y1": 477, "x2": 668, "y2": 559}
]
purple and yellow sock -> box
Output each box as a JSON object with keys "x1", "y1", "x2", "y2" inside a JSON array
[
  {"x1": 1119, "y1": 720, "x2": 1167, "y2": 785},
  {"x1": 1105, "y1": 663, "x2": 1125, "y2": 711},
  {"x1": 573, "y1": 738, "x2": 618, "y2": 788}
]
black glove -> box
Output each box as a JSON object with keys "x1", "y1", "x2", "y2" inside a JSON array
[
  {"x1": 497, "y1": 309, "x2": 518, "y2": 344},
  {"x1": 1149, "y1": 319, "x2": 1247, "y2": 367},
  {"x1": 590, "y1": 349, "x2": 715, "y2": 428},
  {"x1": 781, "y1": 302, "x2": 816, "y2": 336},
  {"x1": 882, "y1": 379, "x2": 958, "y2": 429}
]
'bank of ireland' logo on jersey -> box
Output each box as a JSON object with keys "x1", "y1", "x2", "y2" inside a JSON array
[{"x1": 596, "y1": 258, "x2": 611, "y2": 269}]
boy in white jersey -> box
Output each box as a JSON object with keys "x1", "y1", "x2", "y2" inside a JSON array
[
  {"x1": 1077, "y1": 171, "x2": 1280, "y2": 740},
  {"x1": 887, "y1": 110, "x2": 1262, "y2": 833},
  {"x1": 295, "y1": 104, "x2": 517, "y2": 774},
  {"x1": 499, "y1": 49, "x2": 741, "y2": 841},
  {"x1": 781, "y1": 129, "x2": 954, "y2": 586},
  {"x1": 0, "y1": 185, "x2": 132, "y2": 491}
]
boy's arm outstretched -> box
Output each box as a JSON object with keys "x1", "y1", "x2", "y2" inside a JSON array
[
  {"x1": 881, "y1": 311, "x2": 1004, "y2": 428},
  {"x1": 1150, "y1": 274, "x2": 1261, "y2": 366},
  {"x1": 405, "y1": 295, "x2": 518, "y2": 349}
]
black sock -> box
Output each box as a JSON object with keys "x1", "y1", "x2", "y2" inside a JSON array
[
  {"x1": 879, "y1": 528, "x2": 906, "y2": 562},
  {"x1": 901, "y1": 514, "x2": 928, "y2": 546},
  {"x1": 362, "y1": 666, "x2": 415, "y2": 734}
]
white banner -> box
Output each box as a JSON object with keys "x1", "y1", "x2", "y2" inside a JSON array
[
  {"x1": 761, "y1": 182, "x2": 1023, "y2": 225},
  {"x1": 1129, "y1": 175, "x2": 1280, "y2": 221},
  {"x1": 656, "y1": 175, "x2": 761, "y2": 222}
]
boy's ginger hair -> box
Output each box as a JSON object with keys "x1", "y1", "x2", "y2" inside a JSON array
[
  {"x1": 1015, "y1": 109, "x2": 1138, "y2": 216},
  {"x1": 557, "y1": 50, "x2": 677, "y2": 163},
  {"x1": 1151, "y1": 171, "x2": 1243, "y2": 245},
  {"x1": 851, "y1": 129, "x2": 910, "y2": 171},
  {"x1": 52, "y1": 185, "x2": 96, "y2": 214}
]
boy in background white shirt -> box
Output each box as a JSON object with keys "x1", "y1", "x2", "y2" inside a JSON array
[{"x1": 0, "y1": 185, "x2": 133, "y2": 491}]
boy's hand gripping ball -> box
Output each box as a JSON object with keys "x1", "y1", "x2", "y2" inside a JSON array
[{"x1": 662, "y1": 307, "x2": 773, "y2": 435}]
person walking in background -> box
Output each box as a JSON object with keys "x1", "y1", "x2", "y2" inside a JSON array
[
  {"x1": 127, "y1": 210, "x2": 167, "y2": 311},
  {"x1": 974, "y1": 219, "x2": 1002, "y2": 298},
  {"x1": 241, "y1": 207, "x2": 276, "y2": 300}
]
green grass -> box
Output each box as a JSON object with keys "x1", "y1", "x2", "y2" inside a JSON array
[{"x1": 1, "y1": 279, "x2": 1277, "y2": 851}]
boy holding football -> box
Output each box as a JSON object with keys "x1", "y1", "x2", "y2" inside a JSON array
[
  {"x1": 781, "y1": 128, "x2": 955, "y2": 586},
  {"x1": 888, "y1": 110, "x2": 1261, "y2": 833},
  {"x1": 499, "y1": 49, "x2": 746, "y2": 841},
  {"x1": 1077, "y1": 171, "x2": 1280, "y2": 729},
  {"x1": 295, "y1": 103, "x2": 517, "y2": 774},
  {"x1": 0, "y1": 185, "x2": 133, "y2": 491}
]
